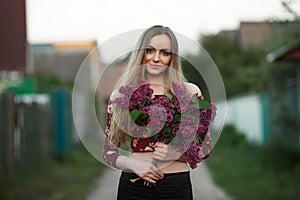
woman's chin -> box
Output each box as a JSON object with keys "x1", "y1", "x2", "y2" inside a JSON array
[{"x1": 145, "y1": 69, "x2": 167, "y2": 77}]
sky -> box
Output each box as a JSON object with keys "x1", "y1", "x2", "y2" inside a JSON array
[{"x1": 26, "y1": 0, "x2": 300, "y2": 45}]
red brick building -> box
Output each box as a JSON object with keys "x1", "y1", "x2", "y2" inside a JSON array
[{"x1": 0, "y1": 0, "x2": 27, "y2": 71}]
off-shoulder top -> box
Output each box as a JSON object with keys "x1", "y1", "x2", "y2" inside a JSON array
[{"x1": 103, "y1": 96, "x2": 212, "y2": 169}]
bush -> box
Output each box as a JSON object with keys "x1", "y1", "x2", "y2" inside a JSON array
[
  {"x1": 221, "y1": 124, "x2": 247, "y2": 146},
  {"x1": 264, "y1": 104, "x2": 300, "y2": 171}
]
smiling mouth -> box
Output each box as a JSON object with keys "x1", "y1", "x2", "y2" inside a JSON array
[{"x1": 149, "y1": 64, "x2": 162, "y2": 68}]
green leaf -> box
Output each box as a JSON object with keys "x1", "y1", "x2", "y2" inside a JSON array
[
  {"x1": 173, "y1": 113, "x2": 181, "y2": 122},
  {"x1": 164, "y1": 126, "x2": 172, "y2": 133},
  {"x1": 191, "y1": 93, "x2": 198, "y2": 102},
  {"x1": 142, "y1": 97, "x2": 147, "y2": 107},
  {"x1": 164, "y1": 92, "x2": 173, "y2": 101},
  {"x1": 165, "y1": 136, "x2": 175, "y2": 144},
  {"x1": 196, "y1": 100, "x2": 210, "y2": 109},
  {"x1": 141, "y1": 113, "x2": 148, "y2": 119},
  {"x1": 130, "y1": 109, "x2": 143, "y2": 122}
]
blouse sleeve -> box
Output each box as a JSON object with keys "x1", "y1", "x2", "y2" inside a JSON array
[
  {"x1": 200, "y1": 131, "x2": 212, "y2": 159},
  {"x1": 102, "y1": 101, "x2": 121, "y2": 168}
]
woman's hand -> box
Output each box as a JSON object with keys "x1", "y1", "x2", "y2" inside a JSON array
[
  {"x1": 128, "y1": 158, "x2": 164, "y2": 184},
  {"x1": 153, "y1": 142, "x2": 182, "y2": 161}
]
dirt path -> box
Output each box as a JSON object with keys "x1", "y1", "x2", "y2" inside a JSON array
[{"x1": 87, "y1": 163, "x2": 231, "y2": 200}]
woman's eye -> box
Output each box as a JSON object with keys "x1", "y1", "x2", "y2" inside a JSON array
[
  {"x1": 146, "y1": 47, "x2": 154, "y2": 54},
  {"x1": 161, "y1": 51, "x2": 170, "y2": 56}
]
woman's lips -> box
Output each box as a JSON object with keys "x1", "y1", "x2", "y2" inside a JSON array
[{"x1": 149, "y1": 64, "x2": 162, "y2": 68}]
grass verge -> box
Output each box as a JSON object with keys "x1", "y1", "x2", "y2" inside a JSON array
[
  {"x1": 0, "y1": 143, "x2": 105, "y2": 200},
  {"x1": 207, "y1": 126, "x2": 300, "y2": 200}
]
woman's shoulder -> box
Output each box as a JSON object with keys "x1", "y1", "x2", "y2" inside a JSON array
[
  {"x1": 109, "y1": 89, "x2": 121, "y2": 101},
  {"x1": 183, "y1": 82, "x2": 202, "y2": 96}
]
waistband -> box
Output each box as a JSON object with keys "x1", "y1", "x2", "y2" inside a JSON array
[{"x1": 121, "y1": 170, "x2": 190, "y2": 177}]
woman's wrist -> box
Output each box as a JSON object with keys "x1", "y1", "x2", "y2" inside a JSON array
[
  {"x1": 125, "y1": 157, "x2": 134, "y2": 170},
  {"x1": 116, "y1": 155, "x2": 134, "y2": 171},
  {"x1": 176, "y1": 154, "x2": 186, "y2": 162}
]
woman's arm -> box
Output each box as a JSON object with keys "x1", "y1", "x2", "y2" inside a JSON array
[{"x1": 102, "y1": 102, "x2": 121, "y2": 168}]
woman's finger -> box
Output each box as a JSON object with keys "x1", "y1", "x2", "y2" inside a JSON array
[
  {"x1": 154, "y1": 149, "x2": 168, "y2": 159},
  {"x1": 142, "y1": 176, "x2": 156, "y2": 184},
  {"x1": 154, "y1": 170, "x2": 164, "y2": 179},
  {"x1": 147, "y1": 173, "x2": 159, "y2": 181},
  {"x1": 153, "y1": 155, "x2": 163, "y2": 161},
  {"x1": 150, "y1": 165, "x2": 164, "y2": 179},
  {"x1": 153, "y1": 152, "x2": 165, "y2": 160},
  {"x1": 154, "y1": 142, "x2": 166, "y2": 148}
]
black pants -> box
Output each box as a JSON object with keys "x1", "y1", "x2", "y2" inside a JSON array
[{"x1": 117, "y1": 171, "x2": 193, "y2": 200}]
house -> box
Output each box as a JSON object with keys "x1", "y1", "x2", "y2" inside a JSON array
[
  {"x1": 29, "y1": 41, "x2": 98, "y2": 82},
  {"x1": 267, "y1": 42, "x2": 300, "y2": 119},
  {"x1": 238, "y1": 21, "x2": 283, "y2": 49},
  {"x1": 217, "y1": 21, "x2": 300, "y2": 144},
  {"x1": 0, "y1": 0, "x2": 26, "y2": 72}
]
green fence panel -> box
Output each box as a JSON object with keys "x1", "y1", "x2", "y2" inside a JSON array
[{"x1": 50, "y1": 89, "x2": 73, "y2": 155}]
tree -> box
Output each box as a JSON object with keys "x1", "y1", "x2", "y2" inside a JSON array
[{"x1": 196, "y1": 33, "x2": 266, "y2": 97}]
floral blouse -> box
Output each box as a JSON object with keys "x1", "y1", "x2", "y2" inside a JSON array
[{"x1": 103, "y1": 99, "x2": 212, "y2": 169}]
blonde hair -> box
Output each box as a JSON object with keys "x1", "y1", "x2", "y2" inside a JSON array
[{"x1": 110, "y1": 25, "x2": 186, "y2": 145}]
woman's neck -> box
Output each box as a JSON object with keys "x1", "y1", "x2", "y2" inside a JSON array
[
  {"x1": 145, "y1": 74, "x2": 166, "y2": 94},
  {"x1": 146, "y1": 74, "x2": 165, "y2": 84}
]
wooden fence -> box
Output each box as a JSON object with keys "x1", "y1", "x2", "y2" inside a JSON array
[{"x1": 0, "y1": 90, "x2": 74, "y2": 180}]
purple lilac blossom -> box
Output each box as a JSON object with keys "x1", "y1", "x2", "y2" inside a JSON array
[{"x1": 112, "y1": 80, "x2": 216, "y2": 169}]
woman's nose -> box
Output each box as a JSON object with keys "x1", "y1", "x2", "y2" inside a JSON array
[{"x1": 153, "y1": 51, "x2": 160, "y2": 62}]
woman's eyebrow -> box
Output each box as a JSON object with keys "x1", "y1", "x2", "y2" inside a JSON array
[{"x1": 147, "y1": 45, "x2": 171, "y2": 51}]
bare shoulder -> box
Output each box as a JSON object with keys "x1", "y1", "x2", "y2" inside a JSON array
[{"x1": 183, "y1": 82, "x2": 202, "y2": 96}]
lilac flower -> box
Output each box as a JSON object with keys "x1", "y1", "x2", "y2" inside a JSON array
[
  {"x1": 149, "y1": 105, "x2": 166, "y2": 121},
  {"x1": 181, "y1": 141, "x2": 202, "y2": 169},
  {"x1": 112, "y1": 80, "x2": 217, "y2": 170},
  {"x1": 112, "y1": 96, "x2": 129, "y2": 108},
  {"x1": 119, "y1": 84, "x2": 137, "y2": 96},
  {"x1": 197, "y1": 124, "x2": 208, "y2": 135},
  {"x1": 181, "y1": 125, "x2": 197, "y2": 138},
  {"x1": 166, "y1": 112, "x2": 174, "y2": 123},
  {"x1": 148, "y1": 117, "x2": 164, "y2": 133},
  {"x1": 181, "y1": 115, "x2": 195, "y2": 125},
  {"x1": 210, "y1": 103, "x2": 217, "y2": 121},
  {"x1": 171, "y1": 82, "x2": 187, "y2": 98}
]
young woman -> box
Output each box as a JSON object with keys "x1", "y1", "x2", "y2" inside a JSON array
[{"x1": 103, "y1": 25, "x2": 212, "y2": 200}]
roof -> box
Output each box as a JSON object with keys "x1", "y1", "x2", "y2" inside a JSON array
[{"x1": 266, "y1": 42, "x2": 300, "y2": 62}]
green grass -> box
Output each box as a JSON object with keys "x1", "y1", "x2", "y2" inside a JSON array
[
  {"x1": 207, "y1": 128, "x2": 300, "y2": 200},
  {"x1": 0, "y1": 144, "x2": 105, "y2": 200}
]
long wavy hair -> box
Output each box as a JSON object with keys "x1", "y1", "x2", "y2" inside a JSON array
[{"x1": 109, "y1": 25, "x2": 186, "y2": 145}]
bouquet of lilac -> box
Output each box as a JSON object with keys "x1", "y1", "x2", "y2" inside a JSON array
[{"x1": 112, "y1": 79, "x2": 216, "y2": 184}]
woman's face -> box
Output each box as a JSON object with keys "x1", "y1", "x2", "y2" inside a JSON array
[{"x1": 144, "y1": 34, "x2": 172, "y2": 77}]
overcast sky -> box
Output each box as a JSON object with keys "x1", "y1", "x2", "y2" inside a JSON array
[{"x1": 26, "y1": 0, "x2": 299, "y2": 44}]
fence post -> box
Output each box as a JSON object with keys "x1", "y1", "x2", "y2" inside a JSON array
[
  {"x1": 260, "y1": 93, "x2": 270, "y2": 144},
  {"x1": 0, "y1": 94, "x2": 4, "y2": 180},
  {"x1": 21, "y1": 101, "x2": 46, "y2": 169},
  {"x1": 0, "y1": 93, "x2": 15, "y2": 178},
  {"x1": 50, "y1": 89, "x2": 73, "y2": 159},
  {"x1": 21, "y1": 102, "x2": 32, "y2": 169},
  {"x1": 40, "y1": 102, "x2": 51, "y2": 159}
]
